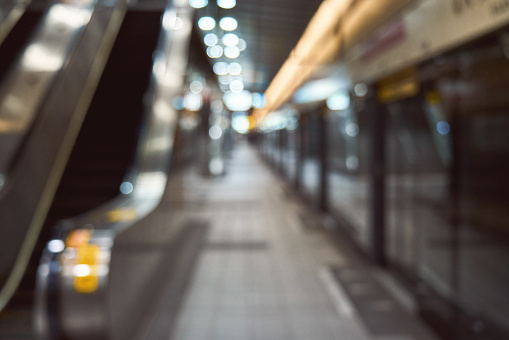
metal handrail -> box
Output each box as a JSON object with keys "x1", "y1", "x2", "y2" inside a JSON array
[
  {"x1": 35, "y1": 2, "x2": 194, "y2": 339},
  {"x1": 0, "y1": 0, "x2": 127, "y2": 313},
  {"x1": 0, "y1": 0, "x2": 31, "y2": 46}
]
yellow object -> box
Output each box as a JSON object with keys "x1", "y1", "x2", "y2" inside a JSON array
[
  {"x1": 106, "y1": 207, "x2": 137, "y2": 222},
  {"x1": 73, "y1": 244, "x2": 100, "y2": 293},
  {"x1": 377, "y1": 67, "x2": 419, "y2": 103}
]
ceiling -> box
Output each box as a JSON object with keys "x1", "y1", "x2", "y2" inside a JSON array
[{"x1": 192, "y1": 0, "x2": 324, "y2": 93}]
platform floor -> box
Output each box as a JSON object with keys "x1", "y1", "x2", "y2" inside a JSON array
[
  {"x1": 0, "y1": 141, "x2": 440, "y2": 340},
  {"x1": 158, "y1": 141, "x2": 438, "y2": 340}
]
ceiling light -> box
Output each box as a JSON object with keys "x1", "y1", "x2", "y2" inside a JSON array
[
  {"x1": 204, "y1": 33, "x2": 218, "y2": 46},
  {"x1": 237, "y1": 39, "x2": 246, "y2": 51},
  {"x1": 230, "y1": 79, "x2": 244, "y2": 93},
  {"x1": 326, "y1": 92, "x2": 350, "y2": 110},
  {"x1": 219, "y1": 17, "x2": 237, "y2": 31},
  {"x1": 189, "y1": 0, "x2": 207, "y2": 8},
  {"x1": 218, "y1": 75, "x2": 230, "y2": 85},
  {"x1": 207, "y1": 45, "x2": 223, "y2": 58},
  {"x1": 190, "y1": 80, "x2": 204, "y2": 93},
  {"x1": 217, "y1": 0, "x2": 236, "y2": 9},
  {"x1": 222, "y1": 33, "x2": 239, "y2": 46},
  {"x1": 228, "y1": 62, "x2": 242, "y2": 75},
  {"x1": 198, "y1": 16, "x2": 215, "y2": 30},
  {"x1": 213, "y1": 62, "x2": 229, "y2": 75},
  {"x1": 224, "y1": 46, "x2": 240, "y2": 58}
]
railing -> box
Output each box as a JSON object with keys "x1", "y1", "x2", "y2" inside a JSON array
[
  {"x1": 0, "y1": 0, "x2": 31, "y2": 45},
  {"x1": 35, "y1": 1, "x2": 194, "y2": 338},
  {"x1": 0, "y1": 0, "x2": 127, "y2": 313}
]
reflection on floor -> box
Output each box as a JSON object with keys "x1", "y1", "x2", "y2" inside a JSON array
[{"x1": 161, "y1": 142, "x2": 438, "y2": 340}]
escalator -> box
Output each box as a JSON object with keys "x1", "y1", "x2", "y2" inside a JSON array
[
  {"x1": 0, "y1": 0, "x2": 130, "y2": 336},
  {"x1": 1, "y1": 0, "x2": 199, "y2": 337},
  {"x1": 0, "y1": 2, "x2": 43, "y2": 86},
  {"x1": 5, "y1": 9, "x2": 165, "y2": 335}
]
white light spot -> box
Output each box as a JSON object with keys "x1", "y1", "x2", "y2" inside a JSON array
[
  {"x1": 163, "y1": 14, "x2": 183, "y2": 30},
  {"x1": 213, "y1": 62, "x2": 228, "y2": 75},
  {"x1": 217, "y1": 0, "x2": 236, "y2": 9},
  {"x1": 209, "y1": 158, "x2": 224, "y2": 175},
  {"x1": 229, "y1": 79, "x2": 244, "y2": 93},
  {"x1": 222, "y1": 33, "x2": 239, "y2": 46},
  {"x1": 327, "y1": 92, "x2": 350, "y2": 111},
  {"x1": 231, "y1": 113, "x2": 250, "y2": 134},
  {"x1": 218, "y1": 75, "x2": 230, "y2": 85},
  {"x1": 238, "y1": 39, "x2": 247, "y2": 51},
  {"x1": 346, "y1": 156, "x2": 359, "y2": 170},
  {"x1": 345, "y1": 123, "x2": 359, "y2": 137},
  {"x1": 190, "y1": 80, "x2": 204, "y2": 93},
  {"x1": 224, "y1": 46, "x2": 240, "y2": 58},
  {"x1": 219, "y1": 17, "x2": 237, "y2": 31},
  {"x1": 228, "y1": 62, "x2": 242, "y2": 75},
  {"x1": 209, "y1": 125, "x2": 223, "y2": 140},
  {"x1": 184, "y1": 93, "x2": 203, "y2": 111},
  {"x1": 48, "y1": 240, "x2": 65, "y2": 253},
  {"x1": 204, "y1": 33, "x2": 218, "y2": 46},
  {"x1": 207, "y1": 45, "x2": 223, "y2": 58},
  {"x1": 198, "y1": 16, "x2": 215, "y2": 30},
  {"x1": 73, "y1": 264, "x2": 92, "y2": 277},
  {"x1": 189, "y1": 0, "x2": 207, "y2": 8},
  {"x1": 120, "y1": 181, "x2": 134, "y2": 195},
  {"x1": 354, "y1": 83, "x2": 368, "y2": 97}
]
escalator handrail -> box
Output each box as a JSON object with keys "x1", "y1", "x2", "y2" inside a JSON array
[
  {"x1": 0, "y1": 0, "x2": 128, "y2": 312},
  {"x1": 0, "y1": 0, "x2": 31, "y2": 46},
  {"x1": 35, "y1": 2, "x2": 194, "y2": 339}
]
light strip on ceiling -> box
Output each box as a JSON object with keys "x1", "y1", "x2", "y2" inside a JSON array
[{"x1": 253, "y1": 0, "x2": 417, "y2": 124}]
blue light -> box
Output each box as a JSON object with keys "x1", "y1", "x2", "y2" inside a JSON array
[{"x1": 437, "y1": 121, "x2": 450, "y2": 135}]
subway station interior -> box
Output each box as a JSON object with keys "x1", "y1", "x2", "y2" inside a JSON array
[{"x1": 1, "y1": 0, "x2": 509, "y2": 339}]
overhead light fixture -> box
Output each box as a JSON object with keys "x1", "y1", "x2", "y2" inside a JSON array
[
  {"x1": 189, "y1": 0, "x2": 207, "y2": 8},
  {"x1": 207, "y1": 45, "x2": 223, "y2": 58},
  {"x1": 219, "y1": 17, "x2": 237, "y2": 31},
  {"x1": 222, "y1": 33, "x2": 239, "y2": 46},
  {"x1": 230, "y1": 79, "x2": 244, "y2": 93},
  {"x1": 190, "y1": 80, "x2": 204, "y2": 93},
  {"x1": 198, "y1": 16, "x2": 216, "y2": 30},
  {"x1": 224, "y1": 46, "x2": 240, "y2": 58},
  {"x1": 326, "y1": 92, "x2": 350, "y2": 110},
  {"x1": 217, "y1": 0, "x2": 236, "y2": 9},
  {"x1": 204, "y1": 33, "x2": 218, "y2": 46},
  {"x1": 218, "y1": 75, "x2": 230, "y2": 85},
  {"x1": 228, "y1": 62, "x2": 242, "y2": 75},
  {"x1": 237, "y1": 39, "x2": 247, "y2": 51},
  {"x1": 254, "y1": 0, "x2": 416, "y2": 123},
  {"x1": 213, "y1": 62, "x2": 229, "y2": 75}
]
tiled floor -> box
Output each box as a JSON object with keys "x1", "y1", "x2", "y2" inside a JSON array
[{"x1": 168, "y1": 141, "x2": 438, "y2": 340}]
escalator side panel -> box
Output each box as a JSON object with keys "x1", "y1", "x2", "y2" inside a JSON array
[
  {"x1": 0, "y1": 1, "x2": 127, "y2": 312},
  {"x1": 0, "y1": 7, "x2": 42, "y2": 84}
]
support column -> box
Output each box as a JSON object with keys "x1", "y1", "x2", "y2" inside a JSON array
[{"x1": 370, "y1": 89, "x2": 386, "y2": 266}]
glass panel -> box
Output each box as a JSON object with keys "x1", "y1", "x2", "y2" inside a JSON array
[
  {"x1": 453, "y1": 53, "x2": 509, "y2": 334},
  {"x1": 327, "y1": 100, "x2": 370, "y2": 249},
  {"x1": 301, "y1": 112, "x2": 320, "y2": 202},
  {"x1": 283, "y1": 127, "x2": 298, "y2": 183}
]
